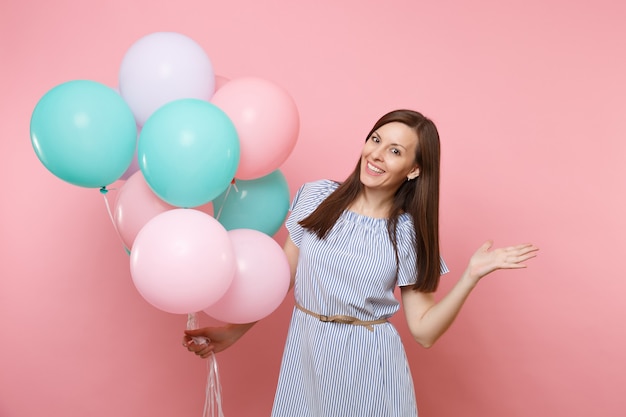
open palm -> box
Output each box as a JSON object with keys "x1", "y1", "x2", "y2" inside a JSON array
[{"x1": 468, "y1": 241, "x2": 539, "y2": 280}]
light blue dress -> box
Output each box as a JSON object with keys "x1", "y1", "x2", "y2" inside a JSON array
[{"x1": 271, "y1": 180, "x2": 448, "y2": 417}]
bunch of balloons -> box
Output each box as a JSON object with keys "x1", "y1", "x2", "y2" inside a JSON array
[{"x1": 29, "y1": 31, "x2": 298, "y2": 323}]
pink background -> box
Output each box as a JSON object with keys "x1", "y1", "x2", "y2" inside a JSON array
[{"x1": 1, "y1": 0, "x2": 625, "y2": 416}]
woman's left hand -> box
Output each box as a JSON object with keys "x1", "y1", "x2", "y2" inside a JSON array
[{"x1": 467, "y1": 241, "x2": 539, "y2": 282}]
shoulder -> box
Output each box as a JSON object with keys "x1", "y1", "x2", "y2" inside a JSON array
[
  {"x1": 286, "y1": 179, "x2": 340, "y2": 236},
  {"x1": 300, "y1": 179, "x2": 340, "y2": 195},
  {"x1": 291, "y1": 179, "x2": 340, "y2": 207},
  {"x1": 396, "y1": 213, "x2": 416, "y2": 248}
]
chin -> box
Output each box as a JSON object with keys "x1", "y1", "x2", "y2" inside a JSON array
[
  {"x1": 360, "y1": 175, "x2": 382, "y2": 189},
  {"x1": 359, "y1": 170, "x2": 374, "y2": 186}
]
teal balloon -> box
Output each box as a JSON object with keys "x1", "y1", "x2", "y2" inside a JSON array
[
  {"x1": 30, "y1": 80, "x2": 137, "y2": 188},
  {"x1": 139, "y1": 99, "x2": 240, "y2": 207},
  {"x1": 213, "y1": 170, "x2": 290, "y2": 236}
]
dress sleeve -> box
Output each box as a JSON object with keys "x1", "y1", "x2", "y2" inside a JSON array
[
  {"x1": 285, "y1": 179, "x2": 338, "y2": 247},
  {"x1": 396, "y1": 219, "x2": 450, "y2": 287}
]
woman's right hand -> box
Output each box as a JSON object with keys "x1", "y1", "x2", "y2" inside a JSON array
[{"x1": 183, "y1": 322, "x2": 255, "y2": 358}]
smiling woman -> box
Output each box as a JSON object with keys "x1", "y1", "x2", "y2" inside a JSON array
[
  {"x1": 360, "y1": 122, "x2": 421, "y2": 196},
  {"x1": 1, "y1": 0, "x2": 623, "y2": 415},
  {"x1": 184, "y1": 109, "x2": 539, "y2": 417}
]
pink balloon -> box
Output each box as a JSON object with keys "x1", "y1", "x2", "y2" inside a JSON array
[
  {"x1": 214, "y1": 75, "x2": 230, "y2": 92},
  {"x1": 204, "y1": 229, "x2": 291, "y2": 323},
  {"x1": 211, "y1": 77, "x2": 299, "y2": 180},
  {"x1": 113, "y1": 171, "x2": 213, "y2": 250},
  {"x1": 130, "y1": 209, "x2": 236, "y2": 314}
]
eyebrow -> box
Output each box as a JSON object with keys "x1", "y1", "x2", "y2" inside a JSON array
[{"x1": 373, "y1": 131, "x2": 408, "y2": 150}]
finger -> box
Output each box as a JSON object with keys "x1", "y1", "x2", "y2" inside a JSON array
[
  {"x1": 503, "y1": 252, "x2": 538, "y2": 268},
  {"x1": 187, "y1": 344, "x2": 201, "y2": 353},
  {"x1": 200, "y1": 348, "x2": 215, "y2": 359},
  {"x1": 182, "y1": 335, "x2": 194, "y2": 345},
  {"x1": 197, "y1": 345, "x2": 214, "y2": 358},
  {"x1": 512, "y1": 244, "x2": 539, "y2": 253},
  {"x1": 510, "y1": 246, "x2": 539, "y2": 260},
  {"x1": 184, "y1": 328, "x2": 206, "y2": 337},
  {"x1": 499, "y1": 245, "x2": 537, "y2": 259},
  {"x1": 516, "y1": 252, "x2": 538, "y2": 263},
  {"x1": 186, "y1": 341, "x2": 208, "y2": 353},
  {"x1": 184, "y1": 336, "x2": 197, "y2": 347},
  {"x1": 481, "y1": 240, "x2": 494, "y2": 251}
]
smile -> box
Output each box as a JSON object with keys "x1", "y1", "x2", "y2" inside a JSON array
[{"x1": 367, "y1": 162, "x2": 385, "y2": 174}]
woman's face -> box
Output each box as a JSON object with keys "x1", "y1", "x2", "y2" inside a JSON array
[{"x1": 360, "y1": 122, "x2": 420, "y2": 192}]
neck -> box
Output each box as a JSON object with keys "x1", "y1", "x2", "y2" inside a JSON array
[{"x1": 349, "y1": 189, "x2": 395, "y2": 218}]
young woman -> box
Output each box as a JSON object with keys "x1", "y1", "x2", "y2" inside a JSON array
[{"x1": 184, "y1": 109, "x2": 539, "y2": 416}]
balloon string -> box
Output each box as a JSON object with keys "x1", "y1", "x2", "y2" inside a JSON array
[
  {"x1": 208, "y1": 352, "x2": 224, "y2": 417},
  {"x1": 100, "y1": 187, "x2": 130, "y2": 254},
  {"x1": 187, "y1": 313, "x2": 224, "y2": 417},
  {"x1": 214, "y1": 180, "x2": 239, "y2": 221}
]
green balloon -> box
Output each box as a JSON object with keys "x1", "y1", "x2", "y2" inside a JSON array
[
  {"x1": 213, "y1": 170, "x2": 290, "y2": 236},
  {"x1": 138, "y1": 99, "x2": 240, "y2": 208},
  {"x1": 30, "y1": 80, "x2": 137, "y2": 188}
]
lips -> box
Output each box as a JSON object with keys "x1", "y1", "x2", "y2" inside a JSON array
[{"x1": 366, "y1": 161, "x2": 384, "y2": 175}]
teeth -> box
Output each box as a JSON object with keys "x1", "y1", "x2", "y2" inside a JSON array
[{"x1": 368, "y1": 162, "x2": 384, "y2": 174}]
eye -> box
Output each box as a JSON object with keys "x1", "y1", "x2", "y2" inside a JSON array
[
  {"x1": 370, "y1": 134, "x2": 381, "y2": 143},
  {"x1": 391, "y1": 148, "x2": 401, "y2": 155}
]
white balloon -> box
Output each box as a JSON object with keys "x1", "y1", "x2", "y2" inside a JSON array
[{"x1": 119, "y1": 32, "x2": 215, "y2": 125}]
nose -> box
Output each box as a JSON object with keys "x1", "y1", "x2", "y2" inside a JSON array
[{"x1": 371, "y1": 146, "x2": 384, "y2": 161}]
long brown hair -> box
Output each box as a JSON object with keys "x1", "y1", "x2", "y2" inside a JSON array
[{"x1": 298, "y1": 109, "x2": 442, "y2": 292}]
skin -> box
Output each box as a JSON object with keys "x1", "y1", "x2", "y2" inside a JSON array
[
  {"x1": 183, "y1": 122, "x2": 539, "y2": 357},
  {"x1": 351, "y1": 122, "x2": 420, "y2": 217}
]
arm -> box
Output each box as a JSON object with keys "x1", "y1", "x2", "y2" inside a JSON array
[
  {"x1": 283, "y1": 236, "x2": 299, "y2": 292},
  {"x1": 184, "y1": 236, "x2": 300, "y2": 358},
  {"x1": 402, "y1": 241, "x2": 538, "y2": 349}
]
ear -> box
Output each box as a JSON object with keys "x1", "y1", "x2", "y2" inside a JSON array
[{"x1": 407, "y1": 166, "x2": 420, "y2": 180}]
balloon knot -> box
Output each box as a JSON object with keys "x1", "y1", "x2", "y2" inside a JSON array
[{"x1": 99, "y1": 186, "x2": 108, "y2": 195}]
